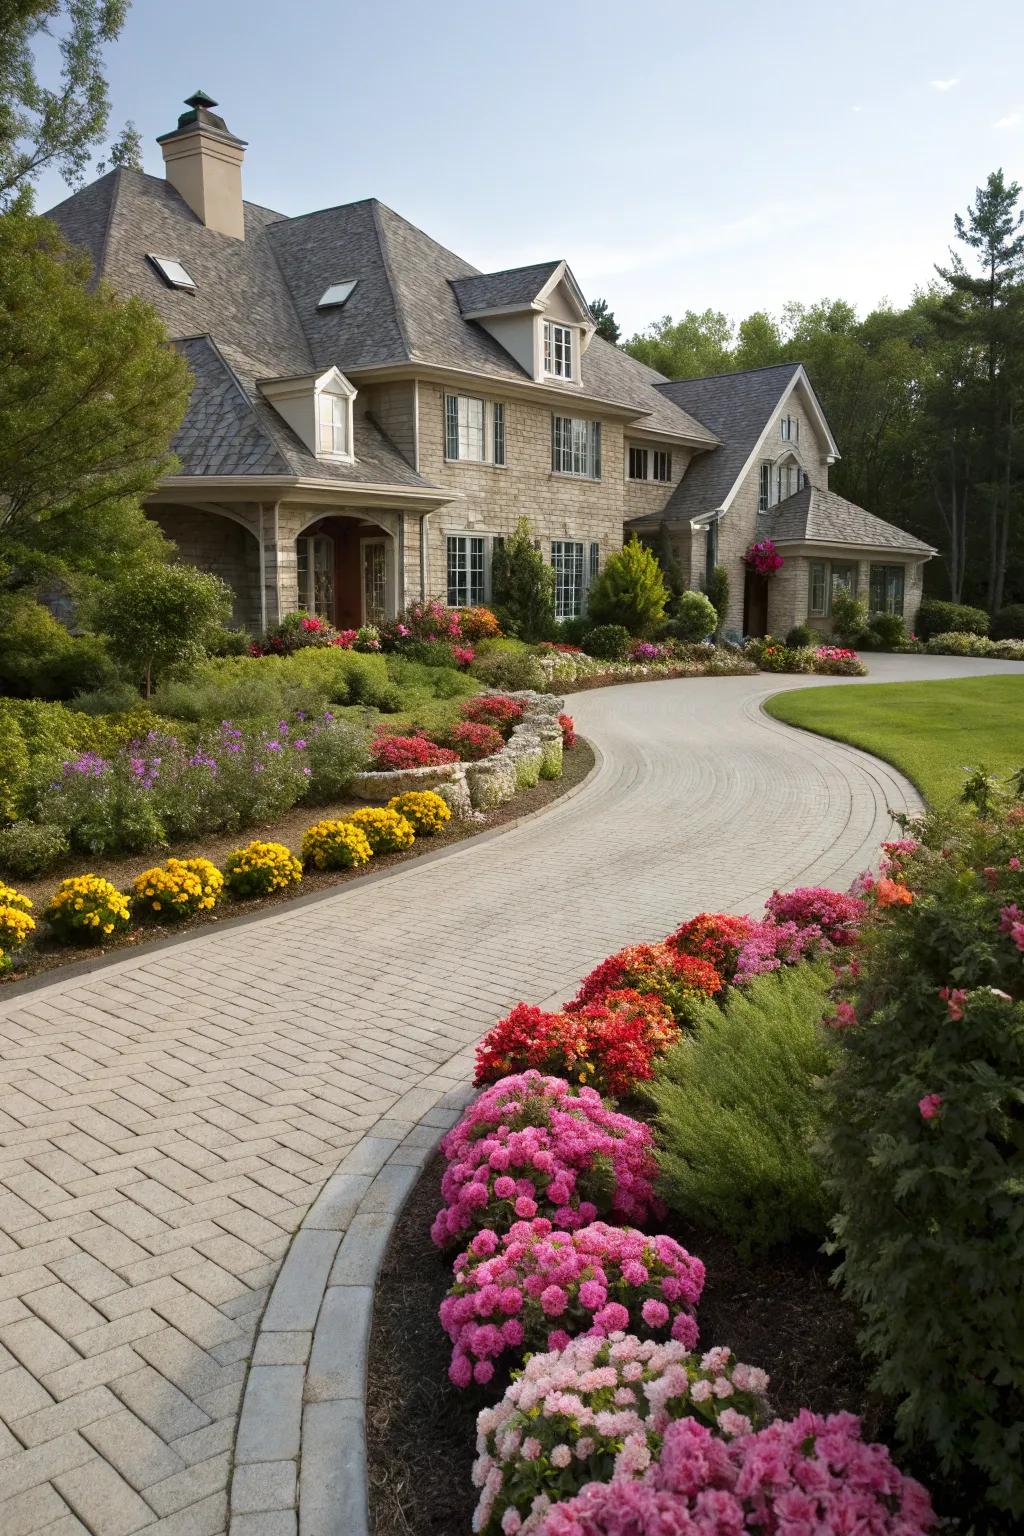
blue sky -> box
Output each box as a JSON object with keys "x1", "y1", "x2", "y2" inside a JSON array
[{"x1": 36, "y1": 0, "x2": 1024, "y2": 337}]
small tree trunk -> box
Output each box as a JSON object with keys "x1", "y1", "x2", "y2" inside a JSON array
[{"x1": 145, "y1": 662, "x2": 152, "y2": 699}]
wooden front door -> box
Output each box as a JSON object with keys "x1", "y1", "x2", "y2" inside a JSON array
[{"x1": 743, "y1": 568, "x2": 769, "y2": 637}]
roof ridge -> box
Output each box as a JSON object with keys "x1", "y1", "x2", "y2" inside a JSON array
[
  {"x1": 370, "y1": 198, "x2": 482, "y2": 278},
  {"x1": 370, "y1": 200, "x2": 415, "y2": 361},
  {"x1": 656, "y1": 360, "x2": 801, "y2": 390}
]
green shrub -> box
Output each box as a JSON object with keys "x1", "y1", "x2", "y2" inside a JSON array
[
  {"x1": 672, "y1": 590, "x2": 717, "y2": 644},
  {"x1": 206, "y1": 625, "x2": 253, "y2": 656},
  {"x1": 785, "y1": 624, "x2": 813, "y2": 648},
  {"x1": 822, "y1": 803, "x2": 1024, "y2": 1519},
  {"x1": 470, "y1": 651, "x2": 545, "y2": 692},
  {"x1": 95, "y1": 562, "x2": 232, "y2": 695},
  {"x1": 491, "y1": 519, "x2": 556, "y2": 641},
  {"x1": 648, "y1": 965, "x2": 836, "y2": 1255},
  {"x1": 991, "y1": 603, "x2": 1024, "y2": 640},
  {"x1": 70, "y1": 682, "x2": 145, "y2": 716},
  {"x1": 0, "y1": 595, "x2": 117, "y2": 700},
  {"x1": 0, "y1": 712, "x2": 29, "y2": 823},
  {"x1": 867, "y1": 611, "x2": 906, "y2": 649},
  {"x1": 151, "y1": 649, "x2": 396, "y2": 722},
  {"x1": 702, "y1": 564, "x2": 730, "y2": 634},
  {"x1": 916, "y1": 598, "x2": 990, "y2": 640},
  {"x1": 581, "y1": 624, "x2": 630, "y2": 661},
  {"x1": 586, "y1": 536, "x2": 667, "y2": 636},
  {"x1": 38, "y1": 760, "x2": 167, "y2": 857},
  {"x1": 473, "y1": 636, "x2": 530, "y2": 658},
  {"x1": 0, "y1": 820, "x2": 69, "y2": 878},
  {"x1": 305, "y1": 720, "x2": 371, "y2": 801},
  {"x1": 553, "y1": 616, "x2": 589, "y2": 646},
  {"x1": 831, "y1": 590, "x2": 870, "y2": 646}
]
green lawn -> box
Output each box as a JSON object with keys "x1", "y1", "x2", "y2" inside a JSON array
[{"x1": 764, "y1": 675, "x2": 1024, "y2": 805}]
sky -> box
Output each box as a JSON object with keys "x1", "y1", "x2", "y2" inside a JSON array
[{"x1": 33, "y1": 0, "x2": 1024, "y2": 339}]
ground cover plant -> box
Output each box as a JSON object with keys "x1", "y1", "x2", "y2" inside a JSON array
[{"x1": 764, "y1": 675, "x2": 1024, "y2": 803}]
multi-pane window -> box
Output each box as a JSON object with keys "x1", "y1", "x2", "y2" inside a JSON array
[
  {"x1": 628, "y1": 446, "x2": 649, "y2": 480},
  {"x1": 363, "y1": 540, "x2": 388, "y2": 624},
  {"x1": 297, "y1": 535, "x2": 335, "y2": 619},
  {"x1": 552, "y1": 415, "x2": 601, "y2": 478},
  {"x1": 317, "y1": 392, "x2": 349, "y2": 456},
  {"x1": 776, "y1": 462, "x2": 801, "y2": 502},
  {"x1": 652, "y1": 450, "x2": 672, "y2": 482},
  {"x1": 445, "y1": 394, "x2": 505, "y2": 465},
  {"x1": 780, "y1": 415, "x2": 799, "y2": 443},
  {"x1": 446, "y1": 535, "x2": 486, "y2": 607},
  {"x1": 758, "y1": 462, "x2": 771, "y2": 512},
  {"x1": 589, "y1": 542, "x2": 600, "y2": 583},
  {"x1": 808, "y1": 560, "x2": 858, "y2": 617},
  {"x1": 544, "y1": 321, "x2": 574, "y2": 379},
  {"x1": 869, "y1": 564, "x2": 905, "y2": 616},
  {"x1": 552, "y1": 541, "x2": 585, "y2": 620}
]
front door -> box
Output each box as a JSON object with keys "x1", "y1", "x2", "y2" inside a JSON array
[
  {"x1": 743, "y1": 568, "x2": 769, "y2": 637},
  {"x1": 361, "y1": 538, "x2": 388, "y2": 625}
]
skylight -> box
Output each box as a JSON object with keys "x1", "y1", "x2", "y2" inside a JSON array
[
  {"x1": 317, "y1": 279, "x2": 357, "y2": 310},
  {"x1": 147, "y1": 254, "x2": 196, "y2": 292}
]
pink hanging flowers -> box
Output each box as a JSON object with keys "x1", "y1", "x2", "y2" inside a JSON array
[{"x1": 742, "y1": 539, "x2": 784, "y2": 577}]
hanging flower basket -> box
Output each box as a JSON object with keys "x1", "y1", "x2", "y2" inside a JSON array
[{"x1": 744, "y1": 539, "x2": 784, "y2": 577}]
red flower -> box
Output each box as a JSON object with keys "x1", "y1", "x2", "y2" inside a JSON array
[
  {"x1": 569, "y1": 942, "x2": 722, "y2": 1022},
  {"x1": 461, "y1": 695, "x2": 526, "y2": 735},
  {"x1": 438, "y1": 721, "x2": 505, "y2": 761},
  {"x1": 558, "y1": 713, "x2": 577, "y2": 750},
  {"x1": 668, "y1": 912, "x2": 757, "y2": 982},
  {"x1": 369, "y1": 735, "x2": 459, "y2": 770}
]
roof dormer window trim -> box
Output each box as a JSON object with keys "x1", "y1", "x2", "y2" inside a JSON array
[
  {"x1": 257, "y1": 366, "x2": 357, "y2": 465},
  {"x1": 543, "y1": 320, "x2": 576, "y2": 381}
]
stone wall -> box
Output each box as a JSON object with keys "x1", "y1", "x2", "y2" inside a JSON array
[{"x1": 147, "y1": 505, "x2": 263, "y2": 632}]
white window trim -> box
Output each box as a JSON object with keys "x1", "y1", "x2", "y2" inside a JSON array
[
  {"x1": 316, "y1": 389, "x2": 354, "y2": 461},
  {"x1": 552, "y1": 415, "x2": 601, "y2": 480},
  {"x1": 444, "y1": 531, "x2": 503, "y2": 606},
  {"x1": 808, "y1": 558, "x2": 858, "y2": 618},
  {"x1": 551, "y1": 539, "x2": 587, "y2": 621},
  {"x1": 543, "y1": 320, "x2": 577, "y2": 382},
  {"x1": 443, "y1": 393, "x2": 507, "y2": 468},
  {"x1": 626, "y1": 443, "x2": 672, "y2": 482},
  {"x1": 360, "y1": 536, "x2": 393, "y2": 624}
]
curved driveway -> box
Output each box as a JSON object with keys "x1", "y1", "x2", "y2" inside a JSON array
[{"x1": 0, "y1": 655, "x2": 1019, "y2": 1536}]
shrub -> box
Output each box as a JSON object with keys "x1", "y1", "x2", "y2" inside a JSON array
[
  {"x1": 831, "y1": 589, "x2": 870, "y2": 646},
  {"x1": 822, "y1": 801, "x2": 1024, "y2": 1517},
  {"x1": 649, "y1": 966, "x2": 836, "y2": 1253},
  {"x1": 764, "y1": 884, "x2": 865, "y2": 945},
  {"x1": 558, "y1": 713, "x2": 576, "y2": 750},
  {"x1": 472, "y1": 1335, "x2": 769, "y2": 1536},
  {"x1": 667, "y1": 913, "x2": 757, "y2": 984},
  {"x1": 491, "y1": 519, "x2": 556, "y2": 641},
  {"x1": 45, "y1": 874, "x2": 131, "y2": 943},
  {"x1": 916, "y1": 598, "x2": 990, "y2": 640},
  {"x1": 586, "y1": 538, "x2": 667, "y2": 637},
  {"x1": 253, "y1": 611, "x2": 348, "y2": 655},
  {"x1": 0, "y1": 821, "x2": 69, "y2": 878},
  {"x1": 70, "y1": 682, "x2": 146, "y2": 716},
  {"x1": 386, "y1": 790, "x2": 451, "y2": 835},
  {"x1": 992, "y1": 603, "x2": 1024, "y2": 640},
  {"x1": 581, "y1": 624, "x2": 630, "y2": 661},
  {"x1": 205, "y1": 625, "x2": 252, "y2": 657},
  {"x1": 442, "y1": 1219, "x2": 704, "y2": 1387},
  {"x1": 0, "y1": 711, "x2": 29, "y2": 823},
  {"x1": 347, "y1": 806, "x2": 415, "y2": 853},
  {"x1": 515, "y1": 754, "x2": 541, "y2": 790},
  {"x1": 457, "y1": 605, "x2": 501, "y2": 641},
  {"x1": 131, "y1": 858, "x2": 223, "y2": 920},
  {"x1": 672, "y1": 590, "x2": 717, "y2": 644},
  {"x1": 570, "y1": 942, "x2": 722, "y2": 1024},
  {"x1": 431, "y1": 1071, "x2": 660, "y2": 1248},
  {"x1": 460, "y1": 695, "x2": 525, "y2": 735},
  {"x1": 0, "y1": 595, "x2": 117, "y2": 701},
  {"x1": 813, "y1": 644, "x2": 866, "y2": 675},
  {"x1": 0, "y1": 897, "x2": 35, "y2": 957},
  {"x1": 869, "y1": 610, "x2": 907, "y2": 648},
  {"x1": 223, "y1": 841, "x2": 302, "y2": 899},
  {"x1": 38, "y1": 753, "x2": 167, "y2": 858},
  {"x1": 471, "y1": 651, "x2": 546, "y2": 693},
  {"x1": 438, "y1": 720, "x2": 504, "y2": 761},
  {"x1": 785, "y1": 623, "x2": 813, "y2": 647},
  {"x1": 536, "y1": 1412, "x2": 935, "y2": 1536},
  {"x1": 304, "y1": 718, "x2": 370, "y2": 801},
  {"x1": 746, "y1": 637, "x2": 812, "y2": 673},
  {"x1": 97, "y1": 562, "x2": 232, "y2": 695},
  {"x1": 539, "y1": 734, "x2": 563, "y2": 780},
  {"x1": 368, "y1": 735, "x2": 459, "y2": 770},
  {"x1": 476, "y1": 991, "x2": 678, "y2": 1099},
  {"x1": 301, "y1": 819, "x2": 373, "y2": 870},
  {"x1": 703, "y1": 564, "x2": 729, "y2": 634}
]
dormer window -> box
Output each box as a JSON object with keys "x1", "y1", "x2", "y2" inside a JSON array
[
  {"x1": 317, "y1": 391, "x2": 351, "y2": 457},
  {"x1": 544, "y1": 321, "x2": 575, "y2": 380},
  {"x1": 147, "y1": 254, "x2": 196, "y2": 291},
  {"x1": 257, "y1": 366, "x2": 357, "y2": 464},
  {"x1": 780, "y1": 414, "x2": 799, "y2": 443}
]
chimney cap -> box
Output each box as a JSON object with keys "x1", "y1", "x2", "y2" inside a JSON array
[{"x1": 157, "y1": 91, "x2": 246, "y2": 147}]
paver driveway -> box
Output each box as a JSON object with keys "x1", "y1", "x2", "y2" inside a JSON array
[{"x1": 0, "y1": 657, "x2": 1018, "y2": 1535}]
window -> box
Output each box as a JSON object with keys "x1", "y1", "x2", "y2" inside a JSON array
[
  {"x1": 446, "y1": 535, "x2": 486, "y2": 607},
  {"x1": 552, "y1": 541, "x2": 585, "y2": 620},
  {"x1": 589, "y1": 542, "x2": 600, "y2": 584},
  {"x1": 552, "y1": 416, "x2": 601, "y2": 478},
  {"x1": 317, "y1": 279, "x2": 357, "y2": 309},
  {"x1": 869, "y1": 564, "x2": 905, "y2": 616},
  {"x1": 444, "y1": 394, "x2": 505, "y2": 465},
  {"x1": 297, "y1": 535, "x2": 335, "y2": 619},
  {"x1": 146, "y1": 254, "x2": 196, "y2": 291},
  {"x1": 317, "y1": 391, "x2": 349, "y2": 457},
  {"x1": 776, "y1": 462, "x2": 801, "y2": 502},
  {"x1": 808, "y1": 560, "x2": 858, "y2": 618},
  {"x1": 758, "y1": 462, "x2": 771, "y2": 513},
  {"x1": 628, "y1": 446, "x2": 649, "y2": 481},
  {"x1": 363, "y1": 540, "x2": 388, "y2": 624},
  {"x1": 780, "y1": 415, "x2": 799, "y2": 443},
  {"x1": 544, "y1": 321, "x2": 575, "y2": 379},
  {"x1": 652, "y1": 450, "x2": 672, "y2": 482}
]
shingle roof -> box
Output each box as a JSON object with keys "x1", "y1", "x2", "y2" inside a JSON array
[
  {"x1": 45, "y1": 170, "x2": 718, "y2": 459},
  {"x1": 644, "y1": 364, "x2": 802, "y2": 522},
  {"x1": 761, "y1": 484, "x2": 935, "y2": 554},
  {"x1": 450, "y1": 262, "x2": 561, "y2": 313}
]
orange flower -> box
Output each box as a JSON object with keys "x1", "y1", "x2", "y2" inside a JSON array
[{"x1": 875, "y1": 877, "x2": 914, "y2": 908}]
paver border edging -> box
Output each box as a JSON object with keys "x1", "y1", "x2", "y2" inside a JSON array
[
  {"x1": 0, "y1": 740, "x2": 603, "y2": 1002},
  {"x1": 230, "y1": 1080, "x2": 478, "y2": 1536}
]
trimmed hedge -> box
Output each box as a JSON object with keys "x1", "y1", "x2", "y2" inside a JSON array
[{"x1": 915, "y1": 599, "x2": 989, "y2": 641}]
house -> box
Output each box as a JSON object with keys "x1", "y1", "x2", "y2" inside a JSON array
[{"x1": 46, "y1": 92, "x2": 934, "y2": 640}]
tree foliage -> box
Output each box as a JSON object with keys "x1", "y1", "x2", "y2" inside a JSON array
[
  {"x1": 0, "y1": 0, "x2": 129, "y2": 210},
  {"x1": 586, "y1": 536, "x2": 667, "y2": 636},
  {"x1": 588, "y1": 297, "x2": 620, "y2": 343},
  {"x1": 96, "y1": 563, "x2": 232, "y2": 695},
  {"x1": 490, "y1": 518, "x2": 556, "y2": 641}
]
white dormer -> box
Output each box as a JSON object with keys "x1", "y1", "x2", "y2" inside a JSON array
[
  {"x1": 451, "y1": 260, "x2": 595, "y2": 385},
  {"x1": 257, "y1": 366, "x2": 357, "y2": 462}
]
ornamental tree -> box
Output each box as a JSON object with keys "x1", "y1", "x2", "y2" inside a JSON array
[
  {"x1": 95, "y1": 563, "x2": 231, "y2": 696},
  {"x1": 490, "y1": 518, "x2": 556, "y2": 641},
  {"x1": 586, "y1": 536, "x2": 667, "y2": 637}
]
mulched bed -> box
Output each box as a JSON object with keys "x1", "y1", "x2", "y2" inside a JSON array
[
  {"x1": 1, "y1": 740, "x2": 594, "y2": 988},
  {"x1": 366, "y1": 1154, "x2": 876, "y2": 1536}
]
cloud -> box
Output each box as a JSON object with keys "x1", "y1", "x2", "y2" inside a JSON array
[
  {"x1": 930, "y1": 77, "x2": 959, "y2": 92},
  {"x1": 993, "y1": 107, "x2": 1023, "y2": 129}
]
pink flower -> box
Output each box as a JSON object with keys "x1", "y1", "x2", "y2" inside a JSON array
[
  {"x1": 998, "y1": 904, "x2": 1024, "y2": 953},
  {"x1": 828, "y1": 1000, "x2": 858, "y2": 1030},
  {"x1": 540, "y1": 1284, "x2": 568, "y2": 1316},
  {"x1": 578, "y1": 1280, "x2": 606, "y2": 1311},
  {"x1": 641, "y1": 1298, "x2": 669, "y2": 1328},
  {"x1": 918, "y1": 1093, "x2": 943, "y2": 1121},
  {"x1": 593, "y1": 1302, "x2": 630, "y2": 1333},
  {"x1": 515, "y1": 1196, "x2": 538, "y2": 1219},
  {"x1": 493, "y1": 1177, "x2": 516, "y2": 1200},
  {"x1": 938, "y1": 986, "x2": 968, "y2": 1021}
]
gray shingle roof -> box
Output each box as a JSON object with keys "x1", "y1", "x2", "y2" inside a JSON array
[
  {"x1": 450, "y1": 262, "x2": 561, "y2": 313},
  {"x1": 643, "y1": 364, "x2": 802, "y2": 522},
  {"x1": 761, "y1": 484, "x2": 935, "y2": 554}
]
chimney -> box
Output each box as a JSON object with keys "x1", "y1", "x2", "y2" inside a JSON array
[{"x1": 157, "y1": 91, "x2": 247, "y2": 240}]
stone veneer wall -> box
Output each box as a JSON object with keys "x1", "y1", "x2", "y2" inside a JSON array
[{"x1": 147, "y1": 505, "x2": 263, "y2": 632}]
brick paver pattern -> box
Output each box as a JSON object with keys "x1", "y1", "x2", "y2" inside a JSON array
[{"x1": 0, "y1": 658, "x2": 1014, "y2": 1534}]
